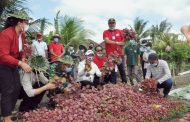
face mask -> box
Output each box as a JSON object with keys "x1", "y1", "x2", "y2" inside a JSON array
[
  {"x1": 54, "y1": 38, "x2": 59, "y2": 43},
  {"x1": 146, "y1": 46, "x2": 151, "y2": 51},
  {"x1": 69, "y1": 47, "x2": 74, "y2": 51},
  {"x1": 80, "y1": 49, "x2": 84, "y2": 52},
  {"x1": 109, "y1": 26, "x2": 115, "y2": 30},
  {"x1": 97, "y1": 53, "x2": 103, "y2": 57},
  {"x1": 24, "y1": 25, "x2": 29, "y2": 32},
  {"x1": 65, "y1": 67, "x2": 72, "y2": 73},
  {"x1": 151, "y1": 63, "x2": 158, "y2": 67}
]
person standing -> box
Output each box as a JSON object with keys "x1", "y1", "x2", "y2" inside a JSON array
[
  {"x1": 124, "y1": 40, "x2": 142, "y2": 85},
  {"x1": 103, "y1": 18, "x2": 127, "y2": 83},
  {"x1": 145, "y1": 53, "x2": 173, "y2": 97},
  {"x1": 32, "y1": 32, "x2": 48, "y2": 58},
  {"x1": 142, "y1": 42, "x2": 156, "y2": 79},
  {"x1": 49, "y1": 34, "x2": 65, "y2": 63},
  {"x1": 0, "y1": 10, "x2": 32, "y2": 122}
]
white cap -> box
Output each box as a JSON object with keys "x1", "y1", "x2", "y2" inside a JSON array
[{"x1": 85, "y1": 50, "x2": 94, "y2": 56}]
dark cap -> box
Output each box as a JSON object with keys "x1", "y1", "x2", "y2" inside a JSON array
[
  {"x1": 108, "y1": 18, "x2": 116, "y2": 23},
  {"x1": 148, "y1": 53, "x2": 158, "y2": 61}
]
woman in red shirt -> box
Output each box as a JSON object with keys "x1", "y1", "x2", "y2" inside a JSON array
[{"x1": 0, "y1": 11, "x2": 32, "y2": 122}]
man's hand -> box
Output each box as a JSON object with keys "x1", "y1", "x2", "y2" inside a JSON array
[
  {"x1": 45, "y1": 82, "x2": 57, "y2": 90},
  {"x1": 85, "y1": 63, "x2": 91, "y2": 72},
  {"x1": 116, "y1": 42, "x2": 124, "y2": 46}
]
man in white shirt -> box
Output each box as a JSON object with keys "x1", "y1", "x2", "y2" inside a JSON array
[
  {"x1": 32, "y1": 32, "x2": 48, "y2": 58},
  {"x1": 145, "y1": 53, "x2": 173, "y2": 97},
  {"x1": 77, "y1": 50, "x2": 101, "y2": 88},
  {"x1": 142, "y1": 42, "x2": 156, "y2": 79}
]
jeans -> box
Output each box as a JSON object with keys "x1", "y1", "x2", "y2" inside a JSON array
[{"x1": 157, "y1": 78, "x2": 173, "y2": 97}]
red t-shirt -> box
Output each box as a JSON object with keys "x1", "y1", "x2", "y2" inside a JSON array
[
  {"x1": 49, "y1": 42, "x2": 64, "y2": 62},
  {"x1": 103, "y1": 29, "x2": 124, "y2": 56},
  {"x1": 93, "y1": 54, "x2": 107, "y2": 69},
  {"x1": 0, "y1": 27, "x2": 26, "y2": 68}
]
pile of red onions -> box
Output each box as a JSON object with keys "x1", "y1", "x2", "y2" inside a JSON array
[{"x1": 20, "y1": 83, "x2": 183, "y2": 122}]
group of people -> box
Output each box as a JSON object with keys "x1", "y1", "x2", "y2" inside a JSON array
[{"x1": 0, "y1": 10, "x2": 184, "y2": 122}]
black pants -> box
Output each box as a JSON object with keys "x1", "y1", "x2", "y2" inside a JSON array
[
  {"x1": 117, "y1": 62, "x2": 127, "y2": 83},
  {"x1": 80, "y1": 80, "x2": 94, "y2": 89},
  {"x1": 104, "y1": 70, "x2": 117, "y2": 84},
  {"x1": 142, "y1": 68, "x2": 147, "y2": 79},
  {"x1": 0, "y1": 65, "x2": 21, "y2": 117},
  {"x1": 157, "y1": 78, "x2": 173, "y2": 97},
  {"x1": 19, "y1": 82, "x2": 46, "y2": 112}
]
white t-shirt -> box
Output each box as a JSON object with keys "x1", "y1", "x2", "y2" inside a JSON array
[
  {"x1": 20, "y1": 71, "x2": 48, "y2": 97},
  {"x1": 18, "y1": 34, "x2": 22, "y2": 52},
  {"x1": 143, "y1": 49, "x2": 156, "y2": 69},
  {"x1": 32, "y1": 40, "x2": 47, "y2": 57},
  {"x1": 77, "y1": 60, "x2": 101, "y2": 82}
]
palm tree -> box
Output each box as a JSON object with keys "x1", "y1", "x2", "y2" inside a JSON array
[
  {"x1": 150, "y1": 19, "x2": 172, "y2": 41},
  {"x1": 0, "y1": 0, "x2": 27, "y2": 17},
  {"x1": 54, "y1": 11, "x2": 60, "y2": 34},
  {"x1": 133, "y1": 17, "x2": 149, "y2": 41},
  {"x1": 52, "y1": 12, "x2": 93, "y2": 49}
]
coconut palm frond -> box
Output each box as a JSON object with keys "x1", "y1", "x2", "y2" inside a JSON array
[{"x1": 28, "y1": 55, "x2": 49, "y2": 72}]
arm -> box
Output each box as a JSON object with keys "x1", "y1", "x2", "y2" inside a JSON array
[
  {"x1": 21, "y1": 72, "x2": 55, "y2": 97},
  {"x1": 59, "y1": 45, "x2": 65, "y2": 57},
  {"x1": 181, "y1": 25, "x2": 190, "y2": 46},
  {"x1": 50, "y1": 49, "x2": 58, "y2": 57},
  {"x1": 157, "y1": 61, "x2": 172, "y2": 84},
  {"x1": 124, "y1": 47, "x2": 128, "y2": 67},
  {"x1": 138, "y1": 55, "x2": 141, "y2": 66},
  {"x1": 44, "y1": 43, "x2": 48, "y2": 58},
  {"x1": 39, "y1": 72, "x2": 49, "y2": 84},
  {"x1": 103, "y1": 31, "x2": 124, "y2": 45},
  {"x1": 77, "y1": 62, "x2": 86, "y2": 76},
  {"x1": 94, "y1": 63, "x2": 102, "y2": 77},
  {"x1": 0, "y1": 33, "x2": 19, "y2": 66}
]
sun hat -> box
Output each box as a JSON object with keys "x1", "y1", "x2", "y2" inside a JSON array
[
  {"x1": 85, "y1": 50, "x2": 94, "y2": 56},
  {"x1": 51, "y1": 34, "x2": 61, "y2": 40},
  {"x1": 58, "y1": 55, "x2": 74, "y2": 65},
  {"x1": 8, "y1": 10, "x2": 32, "y2": 20}
]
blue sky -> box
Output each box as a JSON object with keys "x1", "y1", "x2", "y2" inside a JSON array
[{"x1": 27, "y1": 0, "x2": 190, "y2": 43}]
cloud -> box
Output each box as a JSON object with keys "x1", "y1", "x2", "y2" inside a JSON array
[{"x1": 51, "y1": 0, "x2": 190, "y2": 43}]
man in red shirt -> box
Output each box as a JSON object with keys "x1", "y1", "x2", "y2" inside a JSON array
[
  {"x1": 49, "y1": 34, "x2": 65, "y2": 63},
  {"x1": 103, "y1": 18, "x2": 127, "y2": 83}
]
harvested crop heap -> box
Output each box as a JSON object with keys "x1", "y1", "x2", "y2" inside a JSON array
[{"x1": 21, "y1": 83, "x2": 184, "y2": 122}]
